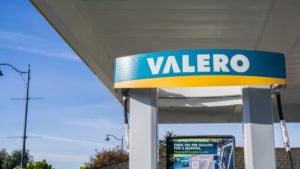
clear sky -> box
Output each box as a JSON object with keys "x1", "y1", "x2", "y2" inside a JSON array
[{"x1": 0, "y1": 1, "x2": 299, "y2": 169}]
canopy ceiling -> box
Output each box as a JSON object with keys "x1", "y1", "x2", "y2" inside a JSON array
[{"x1": 31, "y1": 0, "x2": 300, "y2": 123}]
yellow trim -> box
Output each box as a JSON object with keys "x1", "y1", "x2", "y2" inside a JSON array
[{"x1": 114, "y1": 76, "x2": 286, "y2": 88}]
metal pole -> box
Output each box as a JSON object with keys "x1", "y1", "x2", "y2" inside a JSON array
[{"x1": 21, "y1": 64, "x2": 30, "y2": 169}]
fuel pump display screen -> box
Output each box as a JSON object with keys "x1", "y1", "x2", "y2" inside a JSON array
[{"x1": 166, "y1": 136, "x2": 235, "y2": 169}]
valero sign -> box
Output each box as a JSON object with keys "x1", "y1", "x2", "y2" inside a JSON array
[{"x1": 114, "y1": 49, "x2": 286, "y2": 88}]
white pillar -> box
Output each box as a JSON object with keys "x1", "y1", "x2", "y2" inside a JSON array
[
  {"x1": 242, "y1": 87, "x2": 276, "y2": 169},
  {"x1": 129, "y1": 89, "x2": 158, "y2": 169}
]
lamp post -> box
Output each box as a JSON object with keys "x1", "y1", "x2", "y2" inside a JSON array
[
  {"x1": 0, "y1": 63, "x2": 30, "y2": 169},
  {"x1": 105, "y1": 134, "x2": 123, "y2": 152}
]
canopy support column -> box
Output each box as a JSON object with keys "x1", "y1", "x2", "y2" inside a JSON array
[
  {"x1": 129, "y1": 89, "x2": 158, "y2": 169},
  {"x1": 242, "y1": 87, "x2": 276, "y2": 169}
]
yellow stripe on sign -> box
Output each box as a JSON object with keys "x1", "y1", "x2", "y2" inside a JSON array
[{"x1": 114, "y1": 75, "x2": 286, "y2": 88}]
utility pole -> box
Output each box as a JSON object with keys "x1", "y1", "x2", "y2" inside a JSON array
[
  {"x1": 21, "y1": 64, "x2": 30, "y2": 168},
  {"x1": 0, "y1": 64, "x2": 30, "y2": 168}
]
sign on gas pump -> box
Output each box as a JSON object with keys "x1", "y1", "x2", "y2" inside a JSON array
[{"x1": 166, "y1": 136, "x2": 235, "y2": 169}]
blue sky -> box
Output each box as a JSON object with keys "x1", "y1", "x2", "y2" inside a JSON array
[{"x1": 0, "y1": 1, "x2": 299, "y2": 169}]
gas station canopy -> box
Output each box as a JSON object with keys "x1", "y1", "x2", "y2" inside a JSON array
[{"x1": 31, "y1": 0, "x2": 300, "y2": 122}]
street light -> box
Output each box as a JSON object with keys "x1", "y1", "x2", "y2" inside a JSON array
[
  {"x1": 105, "y1": 134, "x2": 124, "y2": 152},
  {"x1": 0, "y1": 63, "x2": 30, "y2": 169}
]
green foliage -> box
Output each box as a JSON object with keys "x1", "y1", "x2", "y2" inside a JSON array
[
  {"x1": 79, "y1": 164, "x2": 88, "y2": 169},
  {"x1": 27, "y1": 159, "x2": 52, "y2": 169},
  {"x1": 0, "y1": 149, "x2": 10, "y2": 169},
  {"x1": 0, "y1": 148, "x2": 32, "y2": 169},
  {"x1": 159, "y1": 131, "x2": 175, "y2": 156},
  {"x1": 86, "y1": 148, "x2": 128, "y2": 168}
]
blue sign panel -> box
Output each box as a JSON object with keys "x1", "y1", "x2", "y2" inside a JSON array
[
  {"x1": 166, "y1": 136, "x2": 235, "y2": 169},
  {"x1": 114, "y1": 49, "x2": 286, "y2": 88}
]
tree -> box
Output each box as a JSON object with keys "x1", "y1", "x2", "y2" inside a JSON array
[
  {"x1": 27, "y1": 159, "x2": 52, "y2": 169},
  {"x1": 86, "y1": 148, "x2": 128, "y2": 168},
  {"x1": 0, "y1": 149, "x2": 10, "y2": 169},
  {"x1": 0, "y1": 148, "x2": 33, "y2": 169},
  {"x1": 159, "y1": 131, "x2": 176, "y2": 156},
  {"x1": 11, "y1": 149, "x2": 32, "y2": 168}
]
